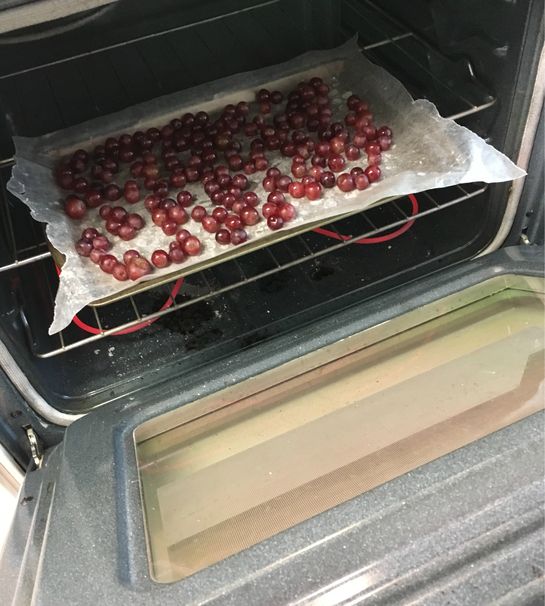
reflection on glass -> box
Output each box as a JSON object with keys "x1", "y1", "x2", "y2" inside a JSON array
[{"x1": 136, "y1": 276, "x2": 544, "y2": 583}]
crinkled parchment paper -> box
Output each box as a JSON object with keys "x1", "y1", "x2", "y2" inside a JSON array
[{"x1": 7, "y1": 38, "x2": 525, "y2": 334}]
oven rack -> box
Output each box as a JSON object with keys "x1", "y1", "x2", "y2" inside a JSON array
[
  {"x1": 0, "y1": 0, "x2": 494, "y2": 356},
  {"x1": 0, "y1": 12, "x2": 496, "y2": 276},
  {"x1": 13, "y1": 182, "x2": 487, "y2": 358}
]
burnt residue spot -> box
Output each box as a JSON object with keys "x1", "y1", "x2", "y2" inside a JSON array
[
  {"x1": 157, "y1": 297, "x2": 224, "y2": 350},
  {"x1": 21, "y1": 495, "x2": 34, "y2": 505},
  {"x1": 9, "y1": 410, "x2": 22, "y2": 419},
  {"x1": 309, "y1": 264, "x2": 335, "y2": 281}
]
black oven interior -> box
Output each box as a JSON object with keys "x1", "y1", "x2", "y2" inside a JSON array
[{"x1": 0, "y1": 0, "x2": 539, "y2": 414}]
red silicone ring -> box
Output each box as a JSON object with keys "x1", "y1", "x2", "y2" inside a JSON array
[
  {"x1": 313, "y1": 193, "x2": 419, "y2": 244},
  {"x1": 55, "y1": 265, "x2": 184, "y2": 336}
]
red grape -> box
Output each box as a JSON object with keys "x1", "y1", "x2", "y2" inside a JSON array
[
  {"x1": 291, "y1": 163, "x2": 306, "y2": 178},
  {"x1": 231, "y1": 200, "x2": 246, "y2": 215},
  {"x1": 232, "y1": 174, "x2": 248, "y2": 190},
  {"x1": 126, "y1": 213, "x2": 145, "y2": 230},
  {"x1": 267, "y1": 216, "x2": 284, "y2": 230},
  {"x1": 124, "y1": 180, "x2": 140, "y2": 204},
  {"x1": 215, "y1": 229, "x2": 231, "y2": 245},
  {"x1": 308, "y1": 166, "x2": 323, "y2": 181},
  {"x1": 261, "y1": 202, "x2": 278, "y2": 218},
  {"x1": 118, "y1": 225, "x2": 136, "y2": 241},
  {"x1": 151, "y1": 250, "x2": 171, "y2": 268},
  {"x1": 276, "y1": 175, "x2": 292, "y2": 192},
  {"x1": 176, "y1": 191, "x2": 193, "y2": 207},
  {"x1": 175, "y1": 229, "x2": 191, "y2": 244},
  {"x1": 169, "y1": 247, "x2": 185, "y2": 263},
  {"x1": 225, "y1": 214, "x2": 243, "y2": 230},
  {"x1": 320, "y1": 171, "x2": 336, "y2": 188},
  {"x1": 365, "y1": 143, "x2": 381, "y2": 156},
  {"x1": 168, "y1": 206, "x2": 189, "y2": 225},
  {"x1": 90, "y1": 248, "x2": 105, "y2": 264},
  {"x1": 230, "y1": 228, "x2": 248, "y2": 245},
  {"x1": 336, "y1": 173, "x2": 355, "y2": 193},
  {"x1": 123, "y1": 250, "x2": 140, "y2": 265},
  {"x1": 112, "y1": 263, "x2": 129, "y2": 281},
  {"x1": 354, "y1": 173, "x2": 370, "y2": 190},
  {"x1": 279, "y1": 203, "x2": 296, "y2": 222},
  {"x1": 85, "y1": 189, "x2": 103, "y2": 208},
  {"x1": 73, "y1": 177, "x2": 89, "y2": 193},
  {"x1": 130, "y1": 161, "x2": 144, "y2": 177},
  {"x1": 92, "y1": 235, "x2": 110, "y2": 251},
  {"x1": 64, "y1": 196, "x2": 86, "y2": 220},
  {"x1": 104, "y1": 184, "x2": 122, "y2": 202},
  {"x1": 99, "y1": 254, "x2": 117, "y2": 274},
  {"x1": 305, "y1": 182, "x2": 322, "y2": 201},
  {"x1": 105, "y1": 219, "x2": 122, "y2": 235},
  {"x1": 152, "y1": 208, "x2": 168, "y2": 226},
  {"x1": 75, "y1": 239, "x2": 93, "y2": 257},
  {"x1": 364, "y1": 165, "x2": 381, "y2": 182},
  {"x1": 328, "y1": 154, "x2": 345, "y2": 173},
  {"x1": 288, "y1": 181, "x2": 305, "y2": 198},
  {"x1": 191, "y1": 206, "x2": 207, "y2": 222},
  {"x1": 378, "y1": 136, "x2": 392, "y2": 151},
  {"x1": 162, "y1": 221, "x2": 178, "y2": 236},
  {"x1": 182, "y1": 236, "x2": 202, "y2": 256},
  {"x1": 127, "y1": 256, "x2": 153, "y2": 281},
  {"x1": 254, "y1": 157, "x2": 268, "y2": 171},
  {"x1": 377, "y1": 126, "x2": 392, "y2": 137},
  {"x1": 353, "y1": 133, "x2": 367, "y2": 149},
  {"x1": 82, "y1": 227, "x2": 99, "y2": 241},
  {"x1": 212, "y1": 207, "x2": 228, "y2": 223},
  {"x1": 262, "y1": 176, "x2": 276, "y2": 192},
  {"x1": 202, "y1": 215, "x2": 219, "y2": 233},
  {"x1": 367, "y1": 152, "x2": 382, "y2": 166},
  {"x1": 345, "y1": 144, "x2": 361, "y2": 161},
  {"x1": 240, "y1": 206, "x2": 260, "y2": 226},
  {"x1": 329, "y1": 136, "x2": 345, "y2": 155},
  {"x1": 266, "y1": 167, "x2": 281, "y2": 179},
  {"x1": 240, "y1": 191, "x2": 258, "y2": 207},
  {"x1": 267, "y1": 191, "x2": 286, "y2": 205}
]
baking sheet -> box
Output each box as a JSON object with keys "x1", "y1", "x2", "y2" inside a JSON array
[{"x1": 7, "y1": 38, "x2": 525, "y2": 334}]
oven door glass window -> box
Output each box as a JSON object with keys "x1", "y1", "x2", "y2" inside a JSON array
[{"x1": 136, "y1": 275, "x2": 544, "y2": 583}]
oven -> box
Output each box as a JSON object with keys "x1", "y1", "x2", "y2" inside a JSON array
[{"x1": 0, "y1": 1, "x2": 543, "y2": 603}]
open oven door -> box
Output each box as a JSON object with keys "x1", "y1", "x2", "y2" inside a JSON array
[{"x1": 1, "y1": 242, "x2": 543, "y2": 605}]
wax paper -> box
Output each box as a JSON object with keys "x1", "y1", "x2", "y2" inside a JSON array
[{"x1": 7, "y1": 38, "x2": 525, "y2": 334}]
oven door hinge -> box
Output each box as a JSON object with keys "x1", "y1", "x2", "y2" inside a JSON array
[{"x1": 25, "y1": 426, "x2": 43, "y2": 469}]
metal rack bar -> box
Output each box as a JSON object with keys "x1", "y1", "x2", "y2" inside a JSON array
[
  {"x1": 129, "y1": 296, "x2": 142, "y2": 321},
  {"x1": 25, "y1": 183, "x2": 487, "y2": 358}
]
